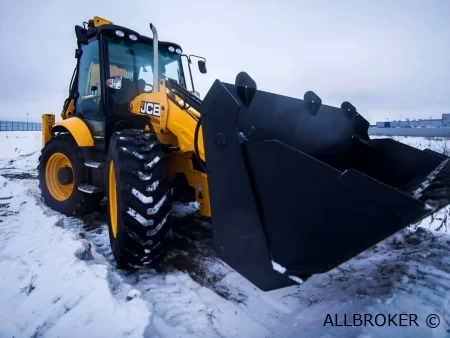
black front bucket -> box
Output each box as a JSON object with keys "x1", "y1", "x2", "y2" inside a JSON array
[{"x1": 200, "y1": 73, "x2": 450, "y2": 291}]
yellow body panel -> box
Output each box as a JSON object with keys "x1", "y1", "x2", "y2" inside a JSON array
[
  {"x1": 52, "y1": 117, "x2": 94, "y2": 147},
  {"x1": 128, "y1": 80, "x2": 206, "y2": 161},
  {"x1": 167, "y1": 155, "x2": 211, "y2": 217},
  {"x1": 42, "y1": 114, "x2": 55, "y2": 148}
]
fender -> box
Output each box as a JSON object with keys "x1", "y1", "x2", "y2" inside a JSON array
[{"x1": 51, "y1": 117, "x2": 94, "y2": 147}]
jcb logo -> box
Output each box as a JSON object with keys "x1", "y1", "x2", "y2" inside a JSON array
[{"x1": 140, "y1": 101, "x2": 160, "y2": 117}]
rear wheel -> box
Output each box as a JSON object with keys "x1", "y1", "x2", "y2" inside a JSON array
[
  {"x1": 38, "y1": 133, "x2": 95, "y2": 216},
  {"x1": 105, "y1": 129, "x2": 173, "y2": 268}
]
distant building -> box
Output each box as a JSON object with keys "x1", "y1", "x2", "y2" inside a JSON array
[
  {"x1": 443, "y1": 114, "x2": 450, "y2": 127},
  {"x1": 375, "y1": 114, "x2": 449, "y2": 128}
]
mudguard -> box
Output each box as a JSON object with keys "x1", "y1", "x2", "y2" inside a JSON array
[{"x1": 51, "y1": 117, "x2": 94, "y2": 147}]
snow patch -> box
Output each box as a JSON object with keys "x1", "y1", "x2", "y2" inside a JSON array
[
  {"x1": 271, "y1": 260, "x2": 287, "y2": 274},
  {"x1": 135, "y1": 170, "x2": 152, "y2": 181},
  {"x1": 424, "y1": 200, "x2": 437, "y2": 211},
  {"x1": 121, "y1": 147, "x2": 144, "y2": 159},
  {"x1": 147, "y1": 194, "x2": 167, "y2": 215},
  {"x1": 412, "y1": 158, "x2": 448, "y2": 199},
  {"x1": 171, "y1": 201, "x2": 200, "y2": 218},
  {"x1": 131, "y1": 188, "x2": 153, "y2": 204},
  {"x1": 127, "y1": 207, "x2": 154, "y2": 226},
  {"x1": 146, "y1": 180, "x2": 159, "y2": 192},
  {"x1": 140, "y1": 142, "x2": 155, "y2": 151},
  {"x1": 126, "y1": 289, "x2": 142, "y2": 301},
  {"x1": 147, "y1": 211, "x2": 171, "y2": 236},
  {"x1": 288, "y1": 275, "x2": 303, "y2": 284},
  {"x1": 145, "y1": 156, "x2": 160, "y2": 169}
]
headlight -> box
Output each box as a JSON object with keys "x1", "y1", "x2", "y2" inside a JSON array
[
  {"x1": 175, "y1": 48, "x2": 182, "y2": 54},
  {"x1": 129, "y1": 34, "x2": 138, "y2": 41},
  {"x1": 168, "y1": 46, "x2": 175, "y2": 52},
  {"x1": 115, "y1": 30, "x2": 125, "y2": 37}
]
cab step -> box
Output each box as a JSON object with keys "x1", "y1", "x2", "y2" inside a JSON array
[
  {"x1": 84, "y1": 161, "x2": 104, "y2": 169},
  {"x1": 78, "y1": 184, "x2": 103, "y2": 194}
]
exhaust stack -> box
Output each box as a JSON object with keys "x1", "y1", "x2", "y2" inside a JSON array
[{"x1": 149, "y1": 23, "x2": 159, "y2": 92}]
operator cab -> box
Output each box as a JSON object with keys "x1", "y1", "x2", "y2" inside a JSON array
[{"x1": 66, "y1": 19, "x2": 206, "y2": 141}]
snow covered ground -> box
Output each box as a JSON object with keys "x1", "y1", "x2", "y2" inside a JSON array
[{"x1": 0, "y1": 132, "x2": 449, "y2": 338}]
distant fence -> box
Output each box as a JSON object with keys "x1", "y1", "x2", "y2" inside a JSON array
[
  {"x1": 369, "y1": 127, "x2": 450, "y2": 137},
  {"x1": 0, "y1": 120, "x2": 42, "y2": 131}
]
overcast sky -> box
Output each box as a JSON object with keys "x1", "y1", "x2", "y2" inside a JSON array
[{"x1": 1, "y1": 0, "x2": 449, "y2": 124}]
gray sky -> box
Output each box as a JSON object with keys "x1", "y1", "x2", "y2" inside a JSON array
[{"x1": 1, "y1": 0, "x2": 449, "y2": 124}]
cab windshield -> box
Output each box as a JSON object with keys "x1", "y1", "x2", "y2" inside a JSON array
[{"x1": 106, "y1": 36, "x2": 186, "y2": 103}]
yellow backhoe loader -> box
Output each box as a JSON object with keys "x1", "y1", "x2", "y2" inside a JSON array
[{"x1": 39, "y1": 16, "x2": 450, "y2": 291}]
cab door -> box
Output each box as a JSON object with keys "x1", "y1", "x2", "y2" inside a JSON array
[{"x1": 75, "y1": 39, "x2": 105, "y2": 137}]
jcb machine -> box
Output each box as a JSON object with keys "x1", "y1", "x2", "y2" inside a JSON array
[{"x1": 39, "y1": 16, "x2": 450, "y2": 291}]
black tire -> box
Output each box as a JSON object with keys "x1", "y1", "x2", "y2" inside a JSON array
[
  {"x1": 105, "y1": 129, "x2": 173, "y2": 269},
  {"x1": 38, "y1": 133, "x2": 96, "y2": 216}
]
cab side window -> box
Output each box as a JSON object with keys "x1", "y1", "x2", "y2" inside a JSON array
[{"x1": 76, "y1": 40, "x2": 102, "y2": 121}]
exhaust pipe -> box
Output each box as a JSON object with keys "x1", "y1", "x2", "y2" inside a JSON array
[{"x1": 149, "y1": 23, "x2": 159, "y2": 92}]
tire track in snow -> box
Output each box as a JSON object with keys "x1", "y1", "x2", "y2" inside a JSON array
[
  {"x1": 4, "y1": 155, "x2": 286, "y2": 338},
  {"x1": 52, "y1": 204, "x2": 276, "y2": 337}
]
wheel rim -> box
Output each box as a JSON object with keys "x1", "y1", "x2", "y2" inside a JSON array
[
  {"x1": 109, "y1": 160, "x2": 118, "y2": 238},
  {"x1": 45, "y1": 152, "x2": 74, "y2": 201}
]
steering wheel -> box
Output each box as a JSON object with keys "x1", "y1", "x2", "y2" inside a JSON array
[
  {"x1": 144, "y1": 83, "x2": 153, "y2": 92},
  {"x1": 138, "y1": 79, "x2": 153, "y2": 93}
]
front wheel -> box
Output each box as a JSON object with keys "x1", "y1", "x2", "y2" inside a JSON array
[
  {"x1": 105, "y1": 129, "x2": 173, "y2": 268},
  {"x1": 38, "y1": 133, "x2": 95, "y2": 216}
]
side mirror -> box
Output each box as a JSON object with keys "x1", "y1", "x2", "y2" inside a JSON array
[
  {"x1": 198, "y1": 60, "x2": 207, "y2": 74},
  {"x1": 75, "y1": 25, "x2": 88, "y2": 45}
]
